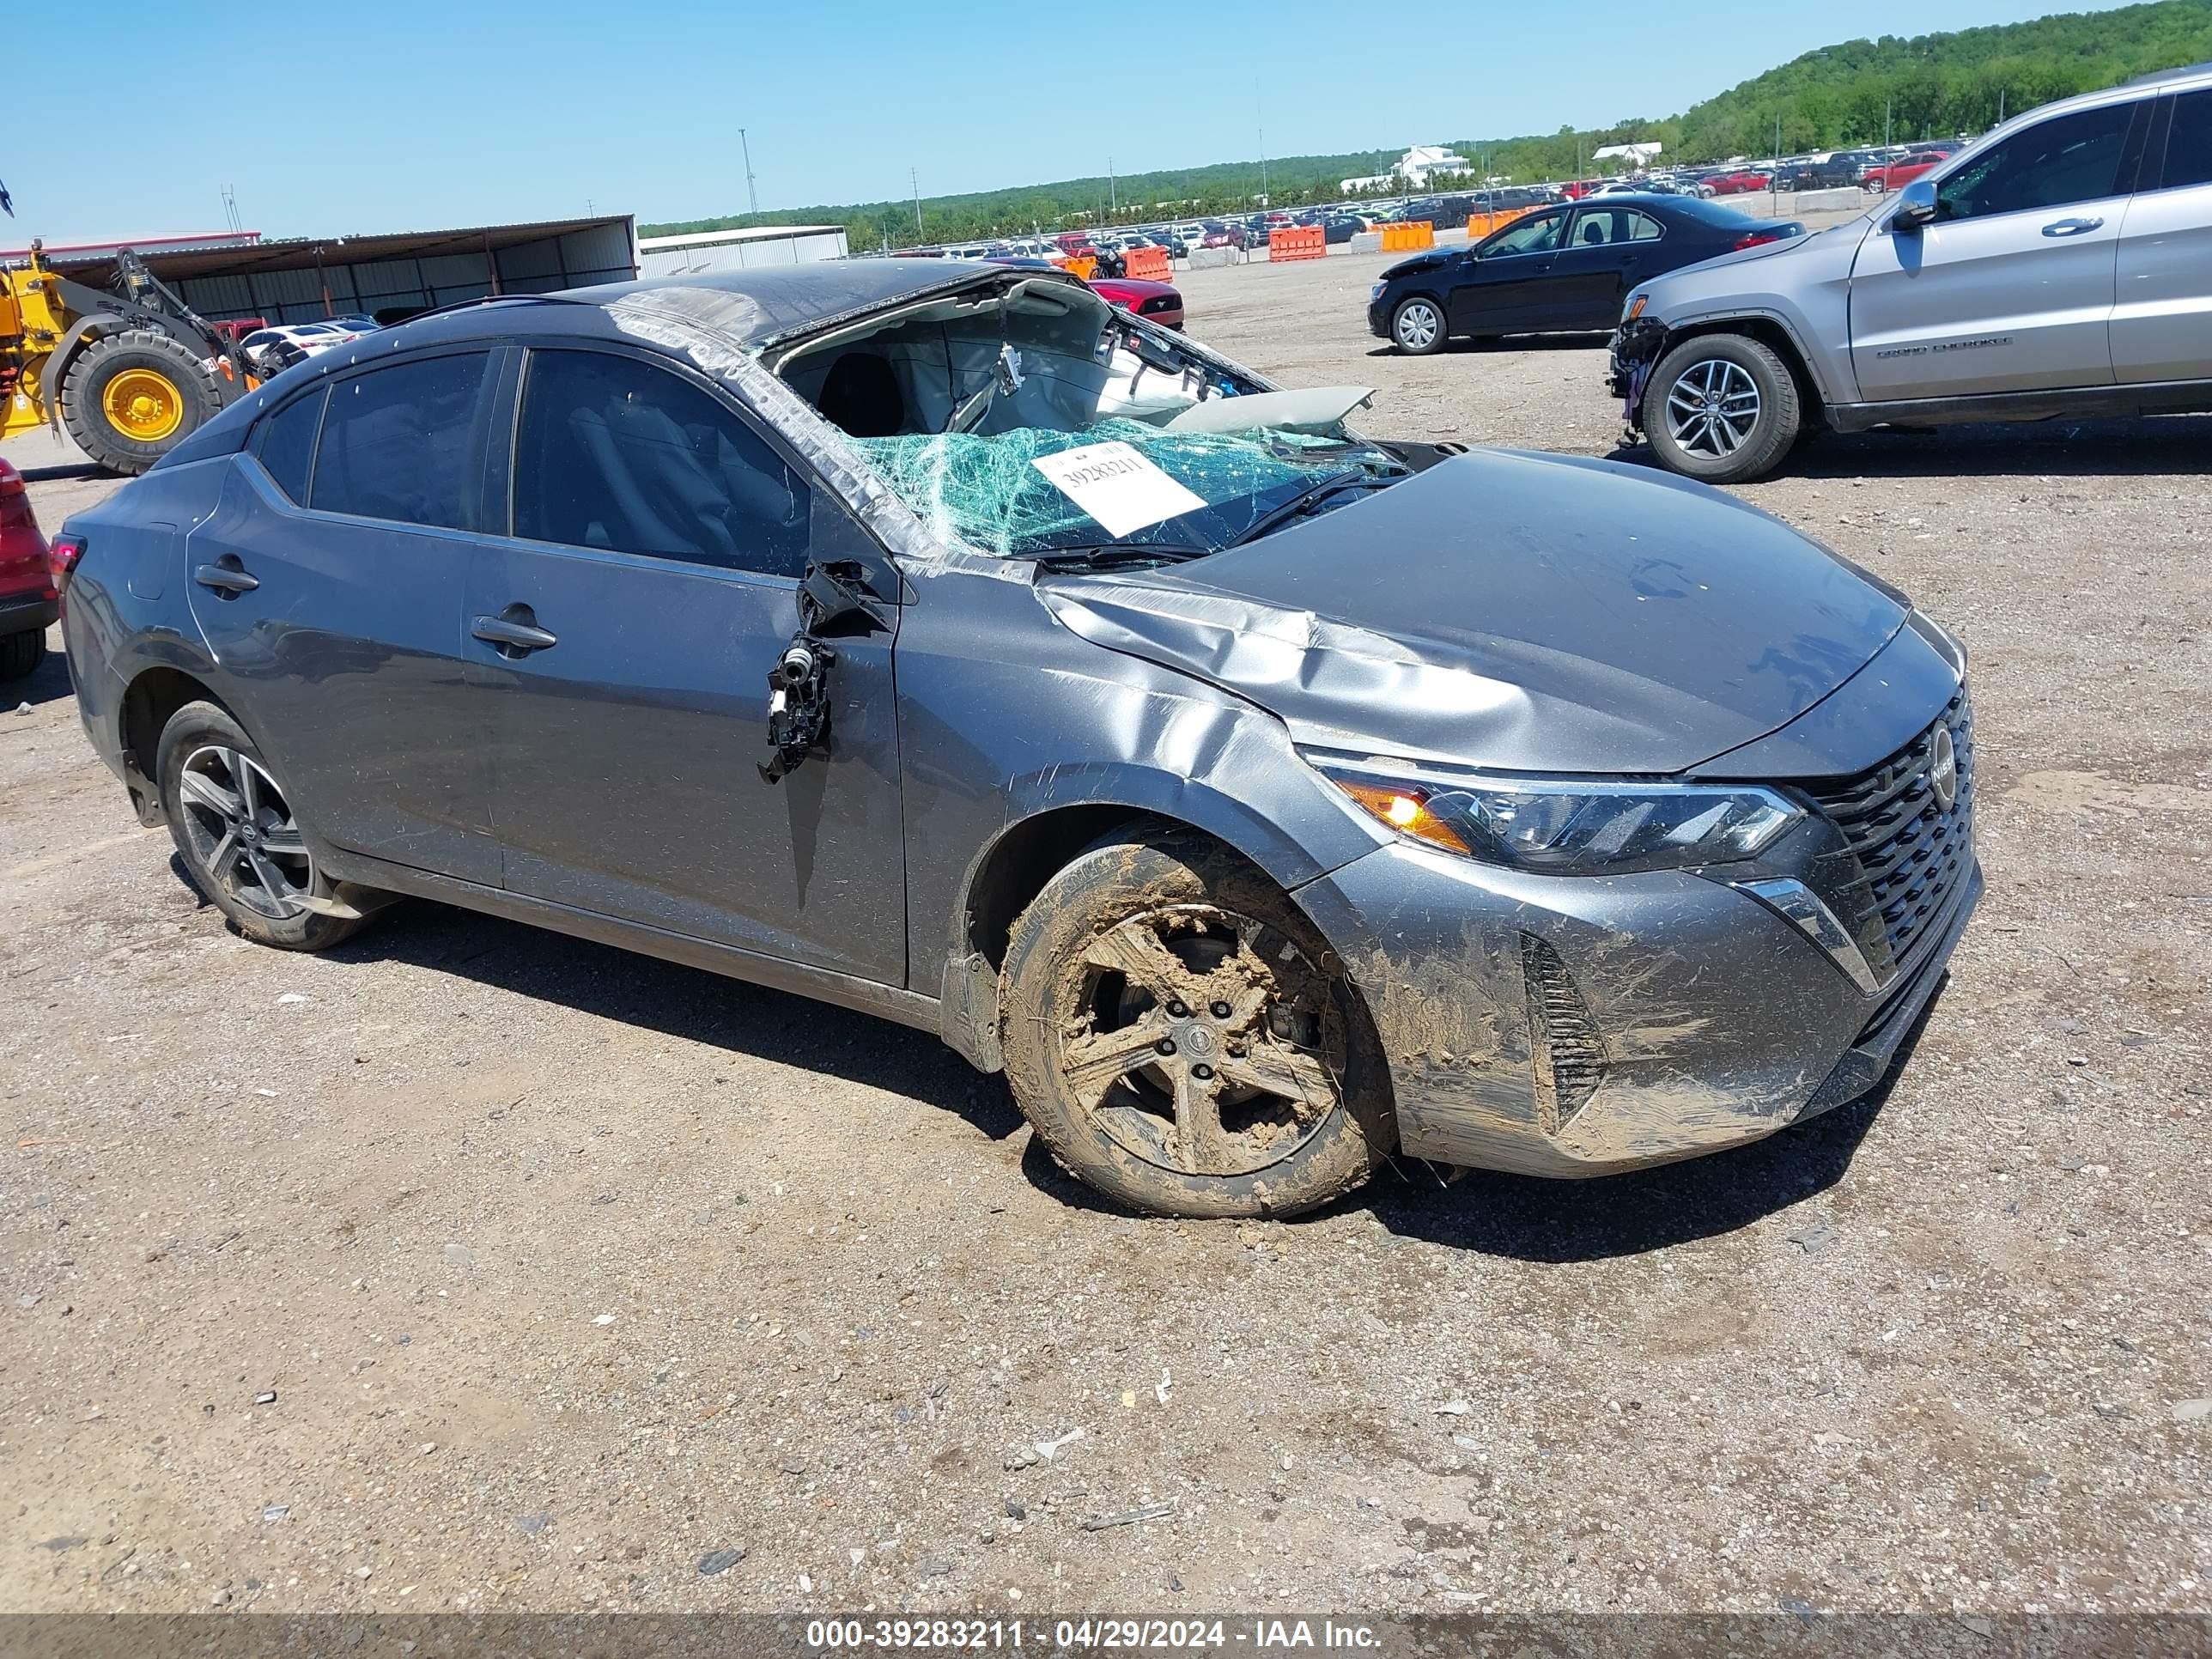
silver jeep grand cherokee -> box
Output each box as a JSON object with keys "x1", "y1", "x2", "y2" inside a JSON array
[{"x1": 1610, "y1": 62, "x2": 2212, "y2": 482}]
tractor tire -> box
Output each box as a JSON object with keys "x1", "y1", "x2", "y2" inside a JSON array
[{"x1": 58, "y1": 330, "x2": 223, "y2": 476}]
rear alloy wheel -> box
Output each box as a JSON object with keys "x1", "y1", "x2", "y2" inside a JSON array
[
  {"x1": 155, "y1": 700, "x2": 371, "y2": 951},
  {"x1": 1391, "y1": 295, "x2": 1446, "y2": 355},
  {"x1": 1642, "y1": 333, "x2": 1802, "y2": 484},
  {"x1": 1000, "y1": 834, "x2": 1393, "y2": 1218}
]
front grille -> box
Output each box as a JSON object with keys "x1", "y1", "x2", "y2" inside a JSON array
[
  {"x1": 1522, "y1": 935, "x2": 1607, "y2": 1134},
  {"x1": 1139, "y1": 294, "x2": 1180, "y2": 315},
  {"x1": 1805, "y1": 689, "x2": 1975, "y2": 979}
]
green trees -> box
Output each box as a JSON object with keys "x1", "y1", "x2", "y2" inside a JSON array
[{"x1": 641, "y1": 3, "x2": 2212, "y2": 243}]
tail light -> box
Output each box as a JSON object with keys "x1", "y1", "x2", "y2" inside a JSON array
[
  {"x1": 49, "y1": 533, "x2": 86, "y2": 602},
  {"x1": 1734, "y1": 230, "x2": 1785, "y2": 250},
  {"x1": 0, "y1": 465, "x2": 37, "y2": 536}
]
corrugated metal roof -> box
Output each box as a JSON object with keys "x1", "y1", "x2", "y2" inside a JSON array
[
  {"x1": 636, "y1": 226, "x2": 845, "y2": 250},
  {"x1": 37, "y1": 216, "x2": 636, "y2": 286}
]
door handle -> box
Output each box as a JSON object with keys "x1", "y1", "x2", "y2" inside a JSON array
[
  {"x1": 472, "y1": 606, "x2": 558, "y2": 659},
  {"x1": 2041, "y1": 216, "x2": 2104, "y2": 237},
  {"x1": 193, "y1": 558, "x2": 259, "y2": 596}
]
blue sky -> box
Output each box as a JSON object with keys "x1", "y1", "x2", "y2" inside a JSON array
[{"x1": 18, "y1": 0, "x2": 2124, "y2": 243}]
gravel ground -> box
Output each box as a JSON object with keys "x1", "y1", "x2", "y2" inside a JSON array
[{"x1": 3, "y1": 241, "x2": 2209, "y2": 1624}]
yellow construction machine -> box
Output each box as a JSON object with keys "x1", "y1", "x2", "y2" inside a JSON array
[{"x1": 2, "y1": 239, "x2": 258, "y2": 473}]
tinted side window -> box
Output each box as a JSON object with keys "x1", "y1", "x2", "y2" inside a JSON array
[
  {"x1": 310, "y1": 352, "x2": 489, "y2": 530},
  {"x1": 2161, "y1": 89, "x2": 2212, "y2": 190},
  {"x1": 252, "y1": 387, "x2": 325, "y2": 504},
  {"x1": 1626, "y1": 210, "x2": 1664, "y2": 241},
  {"x1": 1938, "y1": 102, "x2": 2138, "y2": 220},
  {"x1": 1487, "y1": 212, "x2": 1565, "y2": 255},
  {"x1": 513, "y1": 349, "x2": 810, "y2": 579}
]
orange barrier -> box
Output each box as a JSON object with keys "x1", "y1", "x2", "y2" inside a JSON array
[
  {"x1": 1123, "y1": 245, "x2": 1172, "y2": 281},
  {"x1": 1054, "y1": 254, "x2": 1098, "y2": 281},
  {"x1": 1462, "y1": 206, "x2": 1534, "y2": 240},
  {"x1": 1379, "y1": 221, "x2": 1434, "y2": 253},
  {"x1": 1267, "y1": 225, "x2": 1325, "y2": 262}
]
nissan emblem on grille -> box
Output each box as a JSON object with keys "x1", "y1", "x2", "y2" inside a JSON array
[{"x1": 1929, "y1": 725, "x2": 1958, "y2": 809}]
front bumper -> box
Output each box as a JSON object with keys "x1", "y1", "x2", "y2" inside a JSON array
[
  {"x1": 1607, "y1": 317, "x2": 1667, "y2": 426},
  {"x1": 1296, "y1": 838, "x2": 1980, "y2": 1178}
]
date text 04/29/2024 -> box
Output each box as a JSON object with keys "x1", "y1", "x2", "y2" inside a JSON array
[{"x1": 804, "y1": 1617, "x2": 1384, "y2": 1650}]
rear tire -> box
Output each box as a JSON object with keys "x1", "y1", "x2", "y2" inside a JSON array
[
  {"x1": 1390, "y1": 295, "x2": 1447, "y2": 356},
  {"x1": 1000, "y1": 832, "x2": 1395, "y2": 1219},
  {"x1": 0, "y1": 629, "x2": 45, "y2": 681},
  {"x1": 155, "y1": 700, "x2": 372, "y2": 951},
  {"x1": 1641, "y1": 333, "x2": 1802, "y2": 484},
  {"x1": 59, "y1": 330, "x2": 223, "y2": 476}
]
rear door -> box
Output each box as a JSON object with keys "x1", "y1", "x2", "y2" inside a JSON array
[
  {"x1": 1545, "y1": 208, "x2": 1670, "y2": 328},
  {"x1": 1446, "y1": 209, "x2": 1568, "y2": 334},
  {"x1": 2112, "y1": 88, "x2": 2212, "y2": 383},
  {"x1": 1848, "y1": 98, "x2": 2148, "y2": 401},
  {"x1": 465, "y1": 342, "x2": 908, "y2": 982},
  {"x1": 184, "y1": 349, "x2": 502, "y2": 885}
]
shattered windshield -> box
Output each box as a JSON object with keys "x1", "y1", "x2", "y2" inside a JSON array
[
  {"x1": 777, "y1": 278, "x2": 1406, "y2": 562},
  {"x1": 850, "y1": 418, "x2": 1396, "y2": 559}
]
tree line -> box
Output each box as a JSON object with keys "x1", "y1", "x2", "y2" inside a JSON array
[{"x1": 641, "y1": 2, "x2": 2212, "y2": 245}]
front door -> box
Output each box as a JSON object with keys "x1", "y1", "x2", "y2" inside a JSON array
[
  {"x1": 1545, "y1": 207, "x2": 1668, "y2": 330},
  {"x1": 467, "y1": 343, "x2": 908, "y2": 985},
  {"x1": 1848, "y1": 99, "x2": 2146, "y2": 402},
  {"x1": 2112, "y1": 88, "x2": 2212, "y2": 383},
  {"x1": 184, "y1": 349, "x2": 503, "y2": 886},
  {"x1": 1447, "y1": 210, "x2": 1568, "y2": 335}
]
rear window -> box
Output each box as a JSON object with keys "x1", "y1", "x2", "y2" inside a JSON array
[
  {"x1": 252, "y1": 388, "x2": 325, "y2": 504},
  {"x1": 310, "y1": 351, "x2": 489, "y2": 530}
]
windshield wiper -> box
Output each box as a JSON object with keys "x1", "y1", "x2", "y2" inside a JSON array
[
  {"x1": 1031, "y1": 542, "x2": 1212, "y2": 574},
  {"x1": 1221, "y1": 468, "x2": 1396, "y2": 550}
]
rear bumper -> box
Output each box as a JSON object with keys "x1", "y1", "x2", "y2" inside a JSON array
[
  {"x1": 1296, "y1": 840, "x2": 1980, "y2": 1178},
  {"x1": 0, "y1": 591, "x2": 58, "y2": 635}
]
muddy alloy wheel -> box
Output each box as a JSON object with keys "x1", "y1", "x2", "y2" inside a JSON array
[{"x1": 1000, "y1": 835, "x2": 1394, "y2": 1218}]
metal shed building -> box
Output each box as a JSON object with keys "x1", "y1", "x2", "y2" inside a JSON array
[
  {"x1": 636, "y1": 224, "x2": 849, "y2": 276},
  {"x1": 27, "y1": 216, "x2": 639, "y2": 325}
]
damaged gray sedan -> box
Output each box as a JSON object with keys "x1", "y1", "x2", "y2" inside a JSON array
[{"x1": 56, "y1": 259, "x2": 1978, "y2": 1218}]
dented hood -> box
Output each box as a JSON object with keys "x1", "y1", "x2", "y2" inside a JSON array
[{"x1": 1036, "y1": 449, "x2": 1909, "y2": 775}]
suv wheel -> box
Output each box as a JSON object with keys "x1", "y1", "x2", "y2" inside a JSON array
[
  {"x1": 1391, "y1": 296, "x2": 1446, "y2": 355},
  {"x1": 155, "y1": 700, "x2": 374, "y2": 951},
  {"x1": 1643, "y1": 334, "x2": 1802, "y2": 484},
  {"x1": 999, "y1": 833, "x2": 1394, "y2": 1219}
]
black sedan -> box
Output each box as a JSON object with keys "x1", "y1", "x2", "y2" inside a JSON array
[{"x1": 1368, "y1": 194, "x2": 1802, "y2": 354}]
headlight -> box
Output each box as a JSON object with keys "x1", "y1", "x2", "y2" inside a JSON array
[
  {"x1": 1370, "y1": 282, "x2": 1387, "y2": 300},
  {"x1": 1305, "y1": 751, "x2": 1802, "y2": 876},
  {"x1": 1623, "y1": 291, "x2": 1649, "y2": 323}
]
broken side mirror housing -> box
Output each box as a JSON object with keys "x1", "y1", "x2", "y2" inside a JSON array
[{"x1": 1891, "y1": 179, "x2": 1938, "y2": 234}]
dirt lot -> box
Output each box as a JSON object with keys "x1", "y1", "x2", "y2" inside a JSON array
[{"x1": 3, "y1": 242, "x2": 2209, "y2": 1624}]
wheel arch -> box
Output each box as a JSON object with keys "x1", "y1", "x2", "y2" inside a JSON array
[
  {"x1": 118, "y1": 665, "x2": 227, "y2": 824},
  {"x1": 1655, "y1": 315, "x2": 1828, "y2": 428}
]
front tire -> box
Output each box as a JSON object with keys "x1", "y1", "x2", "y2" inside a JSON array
[
  {"x1": 59, "y1": 330, "x2": 223, "y2": 476},
  {"x1": 1642, "y1": 333, "x2": 1802, "y2": 484},
  {"x1": 155, "y1": 700, "x2": 370, "y2": 951},
  {"x1": 1390, "y1": 295, "x2": 1447, "y2": 356},
  {"x1": 0, "y1": 629, "x2": 46, "y2": 681},
  {"x1": 1000, "y1": 832, "x2": 1394, "y2": 1219}
]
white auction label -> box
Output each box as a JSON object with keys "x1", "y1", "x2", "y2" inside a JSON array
[{"x1": 1031, "y1": 441, "x2": 1207, "y2": 538}]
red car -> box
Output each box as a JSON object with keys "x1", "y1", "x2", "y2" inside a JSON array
[
  {"x1": 1705, "y1": 169, "x2": 1773, "y2": 196},
  {"x1": 0, "y1": 457, "x2": 56, "y2": 680},
  {"x1": 1088, "y1": 275, "x2": 1184, "y2": 331},
  {"x1": 1866, "y1": 152, "x2": 1950, "y2": 193}
]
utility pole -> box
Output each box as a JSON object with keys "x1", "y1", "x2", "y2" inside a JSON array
[
  {"x1": 1885, "y1": 97, "x2": 1893, "y2": 151},
  {"x1": 1109, "y1": 155, "x2": 1116, "y2": 216},
  {"x1": 1997, "y1": 88, "x2": 2006, "y2": 124},
  {"x1": 911, "y1": 168, "x2": 922, "y2": 240},
  {"x1": 739, "y1": 127, "x2": 759, "y2": 216},
  {"x1": 1771, "y1": 111, "x2": 1781, "y2": 212}
]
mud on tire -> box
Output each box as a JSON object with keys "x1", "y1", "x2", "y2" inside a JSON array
[{"x1": 999, "y1": 831, "x2": 1395, "y2": 1219}]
